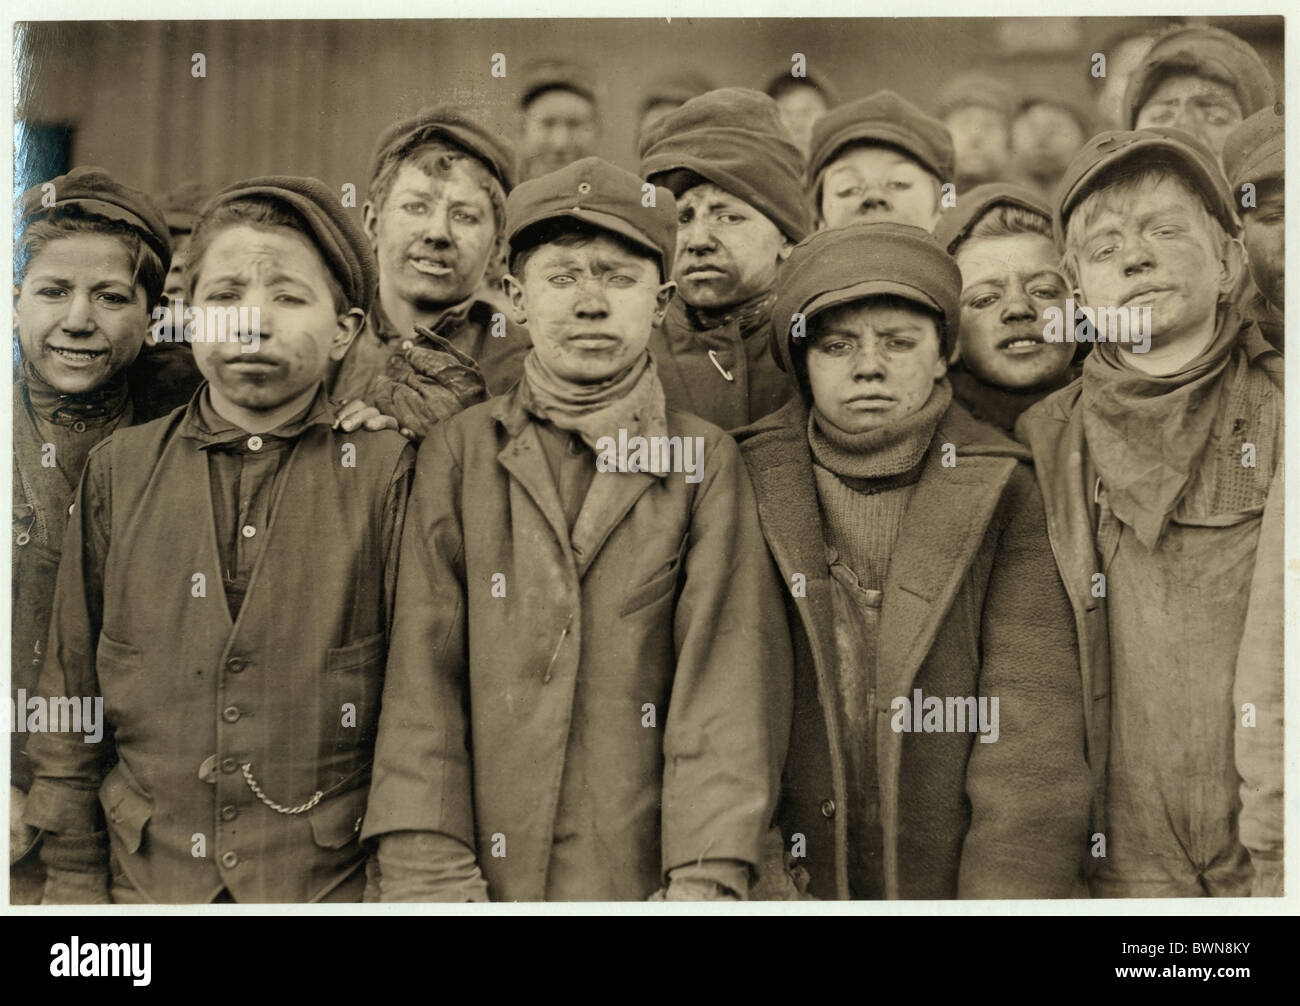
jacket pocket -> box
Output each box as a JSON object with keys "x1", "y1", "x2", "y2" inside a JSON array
[
  {"x1": 308, "y1": 785, "x2": 368, "y2": 850},
  {"x1": 98, "y1": 760, "x2": 152, "y2": 856},
  {"x1": 619, "y1": 541, "x2": 688, "y2": 617},
  {"x1": 97, "y1": 631, "x2": 142, "y2": 668},
  {"x1": 326, "y1": 631, "x2": 386, "y2": 672},
  {"x1": 326, "y1": 632, "x2": 386, "y2": 747}
]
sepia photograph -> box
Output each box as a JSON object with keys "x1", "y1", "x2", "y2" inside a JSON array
[{"x1": 3, "y1": 5, "x2": 1289, "y2": 954}]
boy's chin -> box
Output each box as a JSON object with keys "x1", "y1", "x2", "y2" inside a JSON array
[{"x1": 212, "y1": 377, "x2": 313, "y2": 412}]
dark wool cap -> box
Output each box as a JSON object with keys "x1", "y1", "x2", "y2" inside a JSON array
[
  {"x1": 1054, "y1": 127, "x2": 1239, "y2": 245},
  {"x1": 771, "y1": 221, "x2": 963, "y2": 370},
  {"x1": 20, "y1": 165, "x2": 172, "y2": 270},
  {"x1": 933, "y1": 182, "x2": 1053, "y2": 256},
  {"x1": 199, "y1": 176, "x2": 379, "y2": 313},
  {"x1": 156, "y1": 181, "x2": 208, "y2": 237},
  {"x1": 639, "y1": 87, "x2": 811, "y2": 242},
  {"x1": 369, "y1": 106, "x2": 517, "y2": 194},
  {"x1": 1124, "y1": 26, "x2": 1276, "y2": 128},
  {"x1": 520, "y1": 58, "x2": 598, "y2": 108},
  {"x1": 506, "y1": 157, "x2": 677, "y2": 278},
  {"x1": 1223, "y1": 104, "x2": 1284, "y2": 191},
  {"x1": 808, "y1": 90, "x2": 955, "y2": 191}
]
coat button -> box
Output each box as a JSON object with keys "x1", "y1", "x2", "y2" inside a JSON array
[
  {"x1": 221, "y1": 805, "x2": 238, "y2": 822},
  {"x1": 72, "y1": 420, "x2": 86, "y2": 433},
  {"x1": 222, "y1": 705, "x2": 241, "y2": 723},
  {"x1": 15, "y1": 531, "x2": 29, "y2": 547},
  {"x1": 820, "y1": 799, "x2": 836, "y2": 819},
  {"x1": 220, "y1": 851, "x2": 239, "y2": 869},
  {"x1": 241, "y1": 524, "x2": 256, "y2": 539},
  {"x1": 246, "y1": 435, "x2": 263, "y2": 451},
  {"x1": 226, "y1": 657, "x2": 248, "y2": 674},
  {"x1": 221, "y1": 757, "x2": 239, "y2": 774}
]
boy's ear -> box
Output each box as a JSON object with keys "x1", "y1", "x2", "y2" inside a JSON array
[
  {"x1": 777, "y1": 238, "x2": 795, "y2": 262},
  {"x1": 329, "y1": 308, "x2": 367, "y2": 361},
  {"x1": 653, "y1": 281, "x2": 677, "y2": 325},
  {"x1": 1218, "y1": 235, "x2": 1248, "y2": 298},
  {"x1": 502, "y1": 272, "x2": 528, "y2": 325},
  {"x1": 361, "y1": 201, "x2": 380, "y2": 252}
]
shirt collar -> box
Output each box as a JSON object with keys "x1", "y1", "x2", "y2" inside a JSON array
[
  {"x1": 371, "y1": 292, "x2": 481, "y2": 345},
  {"x1": 180, "y1": 382, "x2": 333, "y2": 449}
]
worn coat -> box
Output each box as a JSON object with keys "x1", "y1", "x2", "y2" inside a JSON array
[
  {"x1": 650, "y1": 296, "x2": 794, "y2": 432},
  {"x1": 23, "y1": 394, "x2": 413, "y2": 902},
  {"x1": 1014, "y1": 319, "x2": 1285, "y2": 885},
  {"x1": 363, "y1": 386, "x2": 794, "y2": 901},
  {"x1": 736, "y1": 395, "x2": 1091, "y2": 899}
]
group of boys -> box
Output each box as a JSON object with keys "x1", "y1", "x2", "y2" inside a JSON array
[{"x1": 10, "y1": 22, "x2": 1285, "y2": 902}]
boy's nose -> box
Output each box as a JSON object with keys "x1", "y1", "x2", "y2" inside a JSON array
[{"x1": 61, "y1": 292, "x2": 96, "y2": 333}]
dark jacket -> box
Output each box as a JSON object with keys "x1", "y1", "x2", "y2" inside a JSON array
[
  {"x1": 736, "y1": 395, "x2": 1091, "y2": 899},
  {"x1": 650, "y1": 296, "x2": 793, "y2": 432},
  {"x1": 23, "y1": 392, "x2": 413, "y2": 903},
  {"x1": 362, "y1": 385, "x2": 794, "y2": 900}
]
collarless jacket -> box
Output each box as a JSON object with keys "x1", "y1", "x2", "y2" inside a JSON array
[
  {"x1": 650, "y1": 296, "x2": 793, "y2": 433},
  {"x1": 24, "y1": 403, "x2": 413, "y2": 903},
  {"x1": 736, "y1": 396, "x2": 1091, "y2": 899},
  {"x1": 363, "y1": 386, "x2": 794, "y2": 901}
]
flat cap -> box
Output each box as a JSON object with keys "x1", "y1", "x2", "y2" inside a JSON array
[
  {"x1": 640, "y1": 87, "x2": 811, "y2": 242},
  {"x1": 933, "y1": 182, "x2": 1052, "y2": 256},
  {"x1": 506, "y1": 157, "x2": 677, "y2": 278},
  {"x1": 369, "y1": 106, "x2": 517, "y2": 195},
  {"x1": 20, "y1": 165, "x2": 172, "y2": 269},
  {"x1": 1054, "y1": 127, "x2": 1239, "y2": 244},
  {"x1": 156, "y1": 181, "x2": 208, "y2": 237},
  {"x1": 1223, "y1": 104, "x2": 1284, "y2": 191},
  {"x1": 772, "y1": 221, "x2": 963, "y2": 363},
  {"x1": 520, "y1": 58, "x2": 598, "y2": 108},
  {"x1": 199, "y1": 175, "x2": 379, "y2": 313},
  {"x1": 1124, "y1": 26, "x2": 1275, "y2": 128},
  {"x1": 808, "y1": 90, "x2": 955, "y2": 189}
]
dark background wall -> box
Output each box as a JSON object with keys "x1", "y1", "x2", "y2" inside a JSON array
[{"x1": 14, "y1": 16, "x2": 1284, "y2": 201}]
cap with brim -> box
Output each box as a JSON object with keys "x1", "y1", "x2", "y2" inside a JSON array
[
  {"x1": 808, "y1": 91, "x2": 955, "y2": 190},
  {"x1": 1054, "y1": 127, "x2": 1238, "y2": 245},
  {"x1": 20, "y1": 165, "x2": 172, "y2": 270},
  {"x1": 933, "y1": 182, "x2": 1052, "y2": 255},
  {"x1": 506, "y1": 157, "x2": 677, "y2": 278},
  {"x1": 369, "y1": 107, "x2": 517, "y2": 194},
  {"x1": 1124, "y1": 26, "x2": 1276, "y2": 128},
  {"x1": 801, "y1": 280, "x2": 944, "y2": 323},
  {"x1": 521, "y1": 59, "x2": 597, "y2": 107},
  {"x1": 1223, "y1": 105, "x2": 1284, "y2": 190}
]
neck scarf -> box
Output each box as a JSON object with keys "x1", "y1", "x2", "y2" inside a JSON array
[
  {"x1": 810, "y1": 378, "x2": 952, "y2": 481},
  {"x1": 685, "y1": 289, "x2": 777, "y2": 336},
  {"x1": 520, "y1": 349, "x2": 670, "y2": 473},
  {"x1": 23, "y1": 359, "x2": 131, "y2": 425},
  {"x1": 1081, "y1": 305, "x2": 1242, "y2": 549}
]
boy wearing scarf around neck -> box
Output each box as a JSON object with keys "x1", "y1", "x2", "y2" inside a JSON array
[
  {"x1": 11, "y1": 167, "x2": 172, "y2": 903},
  {"x1": 638, "y1": 88, "x2": 808, "y2": 432},
  {"x1": 363, "y1": 157, "x2": 793, "y2": 902},
  {"x1": 736, "y1": 222, "x2": 1090, "y2": 900},
  {"x1": 1016, "y1": 128, "x2": 1284, "y2": 897},
  {"x1": 934, "y1": 183, "x2": 1081, "y2": 435},
  {"x1": 24, "y1": 177, "x2": 415, "y2": 903}
]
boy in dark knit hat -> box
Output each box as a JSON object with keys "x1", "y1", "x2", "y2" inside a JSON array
[
  {"x1": 934, "y1": 183, "x2": 1079, "y2": 434},
  {"x1": 24, "y1": 176, "x2": 415, "y2": 903},
  {"x1": 1125, "y1": 25, "x2": 1276, "y2": 160},
  {"x1": 363, "y1": 157, "x2": 792, "y2": 902},
  {"x1": 1224, "y1": 105, "x2": 1284, "y2": 352},
  {"x1": 11, "y1": 166, "x2": 173, "y2": 903},
  {"x1": 639, "y1": 88, "x2": 810, "y2": 430},
  {"x1": 764, "y1": 67, "x2": 839, "y2": 158},
  {"x1": 807, "y1": 90, "x2": 954, "y2": 232},
  {"x1": 517, "y1": 58, "x2": 600, "y2": 181},
  {"x1": 1017, "y1": 127, "x2": 1283, "y2": 897},
  {"x1": 736, "y1": 221, "x2": 1089, "y2": 899},
  {"x1": 332, "y1": 106, "x2": 527, "y2": 439}
]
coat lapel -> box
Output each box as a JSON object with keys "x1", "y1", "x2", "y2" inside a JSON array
[
  {"x1": 497, "y1": 422, "x2": 572, "y2": 551},
  {"x1": 569, "y1": 469, "x2": 657, "y2": 578}
]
